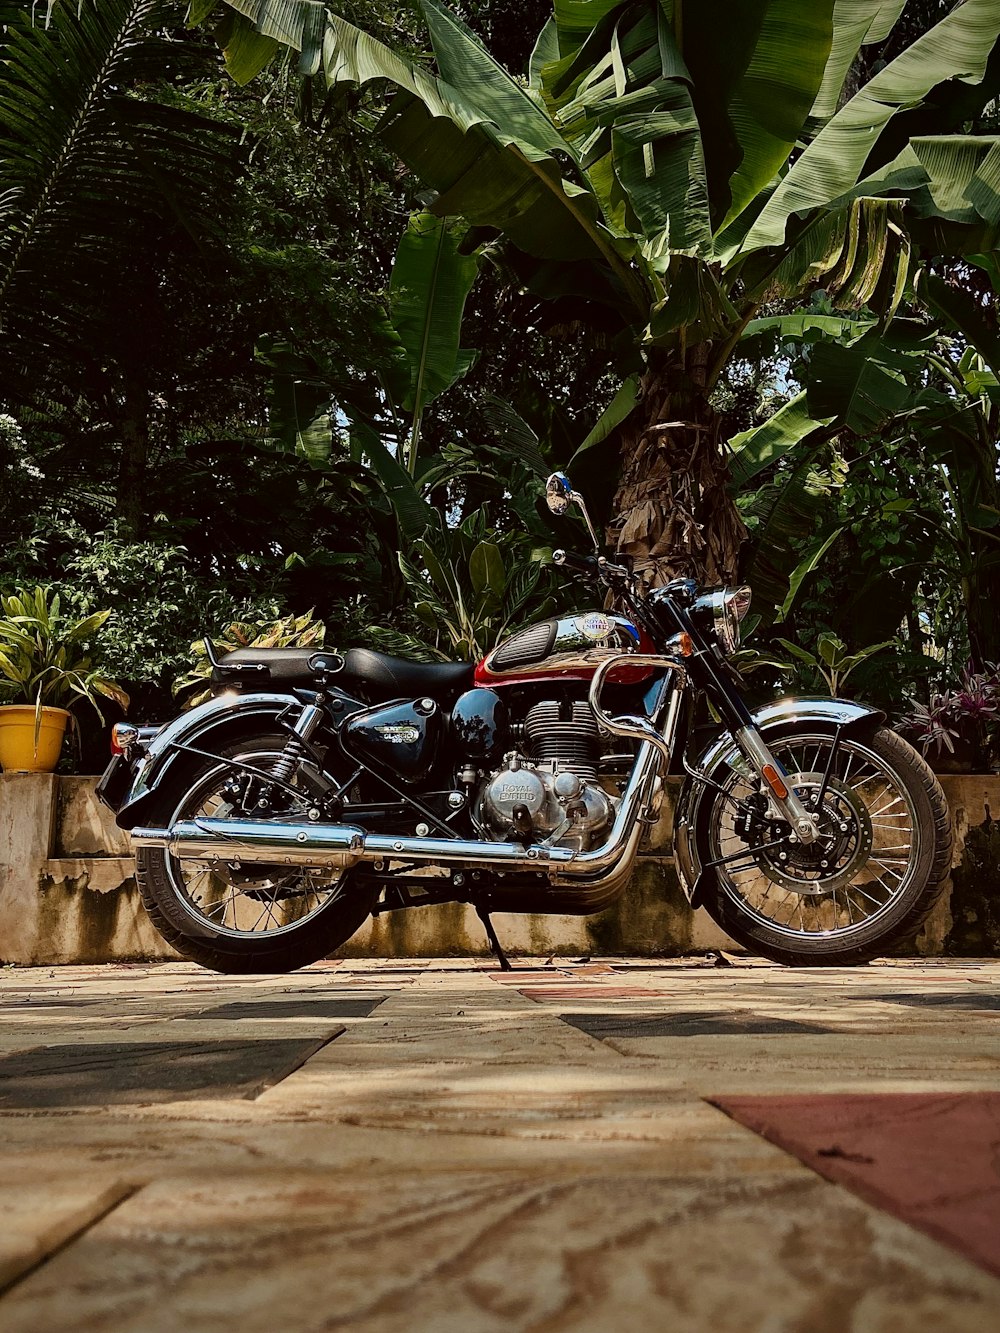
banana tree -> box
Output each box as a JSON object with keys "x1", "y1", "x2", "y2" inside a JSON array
[
  {"x1": 731, "y1": 287, "x2": 1000, "y2": 665},
  {"x1": 206, "y1": 0, "x2": 1000, "y2": 584}
]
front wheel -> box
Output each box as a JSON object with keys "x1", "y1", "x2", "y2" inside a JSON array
[
  {"x1": 697, "y1": 727, "x2": 952, "y2": 966},
  {"x1": 136, "y1": 732, "x2": 377, "y2": 974}
]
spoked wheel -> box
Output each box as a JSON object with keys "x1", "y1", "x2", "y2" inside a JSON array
[
  {"x1": 698, "y1": 727, "x2": 952, "y2": 965},
  {"x1": 136, "y1": 733, "x2": 376, "y2": 973}
]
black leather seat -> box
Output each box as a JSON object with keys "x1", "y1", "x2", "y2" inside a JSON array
[
  {"x1": 340, "y1": 648, "x2": 473, "y2": 700},
  {"x1": 218, "y1": 646, "x2": 474, "y2": 702}
]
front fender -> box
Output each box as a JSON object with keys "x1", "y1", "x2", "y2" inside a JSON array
[
  {"x1": 673, "y1": 697, "x2": 886, "y2": 903},
  {"x1": 115, "y1": 691, "x2": 300, "y2": 829}
]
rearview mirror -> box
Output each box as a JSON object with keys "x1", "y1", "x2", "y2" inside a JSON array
[
  {"x1": 545, "y1": 472, "x2": 573, "y2": 515},
  {"x1": 544, "y1": 472, "x2": 601, "y2": 553}
]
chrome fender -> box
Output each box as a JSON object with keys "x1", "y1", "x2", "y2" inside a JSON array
[
  {"x1": 673, "y1": 697, "x2": 886, "y2": 903},
  {"x1": 115, "y1": 690, "x2": 301, "y2": 829}
]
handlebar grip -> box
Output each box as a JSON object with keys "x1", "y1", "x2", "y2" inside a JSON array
[{"x1": 552, "y1": 548, "x2": 598, "y2": 574}]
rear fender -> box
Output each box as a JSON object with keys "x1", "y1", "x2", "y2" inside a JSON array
[
  {"x1": 115, "y1": 691, "x2": 301, "y2": 830},
  {"x1": 673, "y1": 697, "x2": 886, "y2": 904}
]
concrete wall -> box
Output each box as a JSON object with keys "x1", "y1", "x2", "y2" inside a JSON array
[{"x1": 0, "y1": 772, "x2": 994, "y2": 965}]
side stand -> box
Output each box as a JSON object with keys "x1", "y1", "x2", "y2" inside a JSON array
[{"x1": 475, "y1": 905, "x2": 512, "y2": 971}]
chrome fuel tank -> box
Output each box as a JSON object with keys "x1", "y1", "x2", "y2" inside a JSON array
[{"x1": 475, "y1": 612, "x2": 646, "y2": 686}]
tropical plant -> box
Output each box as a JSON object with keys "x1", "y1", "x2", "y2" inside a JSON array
[
  {"x1": 773, "y1": 631, "x2": 897, "y2": 698},
  {"x1": 175, "y1": 609, "x2": 326, "y2": 703},
  {"x1": 0, "y1": 587, "x2": 130, "y2": 740},
  {"x1": 899, "y1": 663, "x2": 1000, "y2": 770},
  {"x1": 732, "y1": 282, "x2": 1000, "y2": 664},
  {"x1": 0, "y1": 0, "x2": 244, "y2": 533},
  {"x1": 209, "y1": 0, "x2": 1000, "y2": 587},
  {"x1": 366, "y1": 513, "x2": 558, "y2": 661}
]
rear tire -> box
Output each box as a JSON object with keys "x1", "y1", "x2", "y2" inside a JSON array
[
  {"x1": 136, "y1": 732, "x2": 376, "y2": 974},
  {"x1": 697, "y1": 727, "x2": 952, "y2": 966}
]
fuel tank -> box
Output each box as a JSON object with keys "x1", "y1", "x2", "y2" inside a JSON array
[{"x1": 475, "y1": 611, "x2": 652, "y2": 687}]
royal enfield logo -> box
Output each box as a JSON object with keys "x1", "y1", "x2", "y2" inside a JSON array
[
  {"x1": 576, "y1": 612, "x2": 614, "y2": 642},
  {"x1": 499, "y1": 784, "x2": 535, "y2": 803},
  {"x1": 375, "y1": 724, "x2": 420, "y2": 745}
]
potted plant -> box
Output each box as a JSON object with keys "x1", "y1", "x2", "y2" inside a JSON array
[{"x1": 0, "y1": 586, "x2": 130, "y2": 773}]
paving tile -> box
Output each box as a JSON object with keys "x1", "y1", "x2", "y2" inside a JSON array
[
  {"x1": 180, "y1": 997, "x2": 386, "y2": 1021},
  {"x1": 561, "y1": 1011, "x2": 835, "y2": 1039},
  {"x1": 0, "y1": 1179, "x2": 133, "y2": 1293},
  {"x1": 519, "y1": 985, "x2": 674, "y2": 1003},
  {"x1": 4, "y1": 1168, "x2": 1000, "y2": 1332},
  {"x1": 712, "y1": 1092, "x2": 1000, "y2": 1279},
  {"x1": 0, "y1": 1036, "x2": 342, "y2": 1107},
  {"x1": 876, "y1": 992, "x2": 1000, "y2": 1011}
]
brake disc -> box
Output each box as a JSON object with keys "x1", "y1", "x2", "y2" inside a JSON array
[{"x1": 752, "y1": 772, "x2": 873, "y2": 894}]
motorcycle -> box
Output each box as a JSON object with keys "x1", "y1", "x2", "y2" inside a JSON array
[{"x1": 98, "y1": 473, "x2": 952, "y2": 973}]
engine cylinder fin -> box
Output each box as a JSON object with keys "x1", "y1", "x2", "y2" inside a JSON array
[{"x1": 524, "y1": 700, "x2": 600, "y2": 779}]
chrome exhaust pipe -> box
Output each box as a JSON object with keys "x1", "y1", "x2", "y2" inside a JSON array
[{"x1": 130, "y1": 740, "x2": 661, "y2": 880}]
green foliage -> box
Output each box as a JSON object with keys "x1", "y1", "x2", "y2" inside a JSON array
[
  {"x1": 773, "y1": 632, "x2": 897, "y2": 698},
  {"x1": 0, "y1": 586, "x2": 130, "y2": 744},
  {"x1": 214, "y1": 0, "x2": 1000, "y2": 369},
  {"x1": 366, "y1": 514, "x2": 558, "y2": 662},
  {"x1": 0, "y1": 0, "x2": 239, "y2": 379}
]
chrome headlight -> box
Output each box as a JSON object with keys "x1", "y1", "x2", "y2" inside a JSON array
[{"x1": 692, "y1": 586, "x2": 752, "y2": 654}]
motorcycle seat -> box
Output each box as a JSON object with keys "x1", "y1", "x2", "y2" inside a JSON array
[
  {"x1": 340, "y1": 648, "x2": 474, "y2": 701},
  {"x1": 217, "y1": 646, "x2": 474, "y2": 702}
]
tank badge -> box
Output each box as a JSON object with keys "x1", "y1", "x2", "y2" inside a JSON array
[
  {"x1": 576, "y1": 612, "x2": 614, "y2": 642},
  {"x1": 375, "y1": 723, "x2": 420, "y2": 744}
]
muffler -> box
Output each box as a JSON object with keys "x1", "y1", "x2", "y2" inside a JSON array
[{"x1": 131, "y1": 818, "x2": 579, "y2": 871}]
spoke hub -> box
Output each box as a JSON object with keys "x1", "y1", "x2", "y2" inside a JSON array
[{"x1": 753, "y1": 772, "x2": 873, "y2": 895}]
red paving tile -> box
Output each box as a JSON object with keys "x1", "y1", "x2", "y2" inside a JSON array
[{"x1": 712, "y1": 1093, "x2": 1000, "y2": 1279}]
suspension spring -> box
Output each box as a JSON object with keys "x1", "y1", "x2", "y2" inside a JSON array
[{"x1": 270, "y1": 736, "x2": 309, "y2": 786}]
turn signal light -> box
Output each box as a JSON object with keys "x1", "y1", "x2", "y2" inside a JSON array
[{"x1": 110, "y1": 723, "x2": 140, "y2": 755}]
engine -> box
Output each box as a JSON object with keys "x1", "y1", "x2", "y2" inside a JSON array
[{"x1": 474, "y1": 699, "x2": 617, "y2": 851}]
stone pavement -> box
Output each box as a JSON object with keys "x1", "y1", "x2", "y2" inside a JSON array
[{"x1": 0, "y1": 956, "x2": 998, "y2": 1331}]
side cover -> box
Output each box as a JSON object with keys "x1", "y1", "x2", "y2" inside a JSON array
[{"x1": 672, "y1": 697, "x2": 886, "y2": 903}]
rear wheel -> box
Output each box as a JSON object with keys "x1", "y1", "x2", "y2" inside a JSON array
[
  {"x1": 136, "y1": 732, "x2": 376, "y2": 974},
  {"x1": 698, "y1": 727, "x2": 952, "y2": 966}
]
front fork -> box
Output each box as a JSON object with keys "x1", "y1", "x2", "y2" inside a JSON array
[
  {"x1": 589, "y1": 655, "x2": 821, "y2": 844},
  {"x1": 733, "y1": 724, "x2": 821, "y2": 844}
]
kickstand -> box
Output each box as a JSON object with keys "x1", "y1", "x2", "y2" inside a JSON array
[{"x1": 476, "y1": 905, "x2": 512, "y2": 971}]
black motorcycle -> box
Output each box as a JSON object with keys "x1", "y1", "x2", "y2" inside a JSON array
[{"x1": 99, "y1": 473, "x2": 952, "y2": 972}]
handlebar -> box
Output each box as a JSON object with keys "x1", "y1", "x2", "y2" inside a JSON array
[
  {"x1": 552, "y1": 549, "x2": 632, "y2": 582},
  {"x1": 552, "y1": 548, "x2": 598, "y2": 574}
]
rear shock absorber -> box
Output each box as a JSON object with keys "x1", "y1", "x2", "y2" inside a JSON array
[{"x1": 270, "y1": 701, "x2": 326, "y2": 784}]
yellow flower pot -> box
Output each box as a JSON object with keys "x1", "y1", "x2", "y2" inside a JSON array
[{"x1": 0, "y1": 705, "x2": 71, "y2": 774}]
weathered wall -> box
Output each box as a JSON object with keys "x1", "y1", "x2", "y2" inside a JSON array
[{"x1": 0, "y1": 772, "x2": 995, "y2": 965}]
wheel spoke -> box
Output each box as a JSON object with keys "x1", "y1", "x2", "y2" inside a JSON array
[
  {"x1": 710, "y1": 733, "x2": 922, "y2": 945},
  {"x1": 162, "y1": 745, "x2": 341, "y2": 941}
]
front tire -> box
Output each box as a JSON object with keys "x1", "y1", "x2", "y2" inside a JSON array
[
  {"x1": 697, "y1": 727, "x2": 952, "y2": 966},
  {"x1": 136, "y1": 732, "x2": 376, "y2": 974}
]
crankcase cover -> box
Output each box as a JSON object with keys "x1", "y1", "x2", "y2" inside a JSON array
[
  {"x1": 343, "y1": 698, "x2": 442, "y2": 784},
  {"x1": 450, "y1": 688, "x2": 508, "y2": 764}
]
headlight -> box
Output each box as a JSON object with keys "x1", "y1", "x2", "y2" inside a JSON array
[{"x1": 691, "y1": 586, "x2": 752, "y2": 654}]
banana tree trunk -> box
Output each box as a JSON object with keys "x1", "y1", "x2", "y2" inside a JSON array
[{"x1": 610, "y1": 349, "x2": 745, "y2": 587}]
